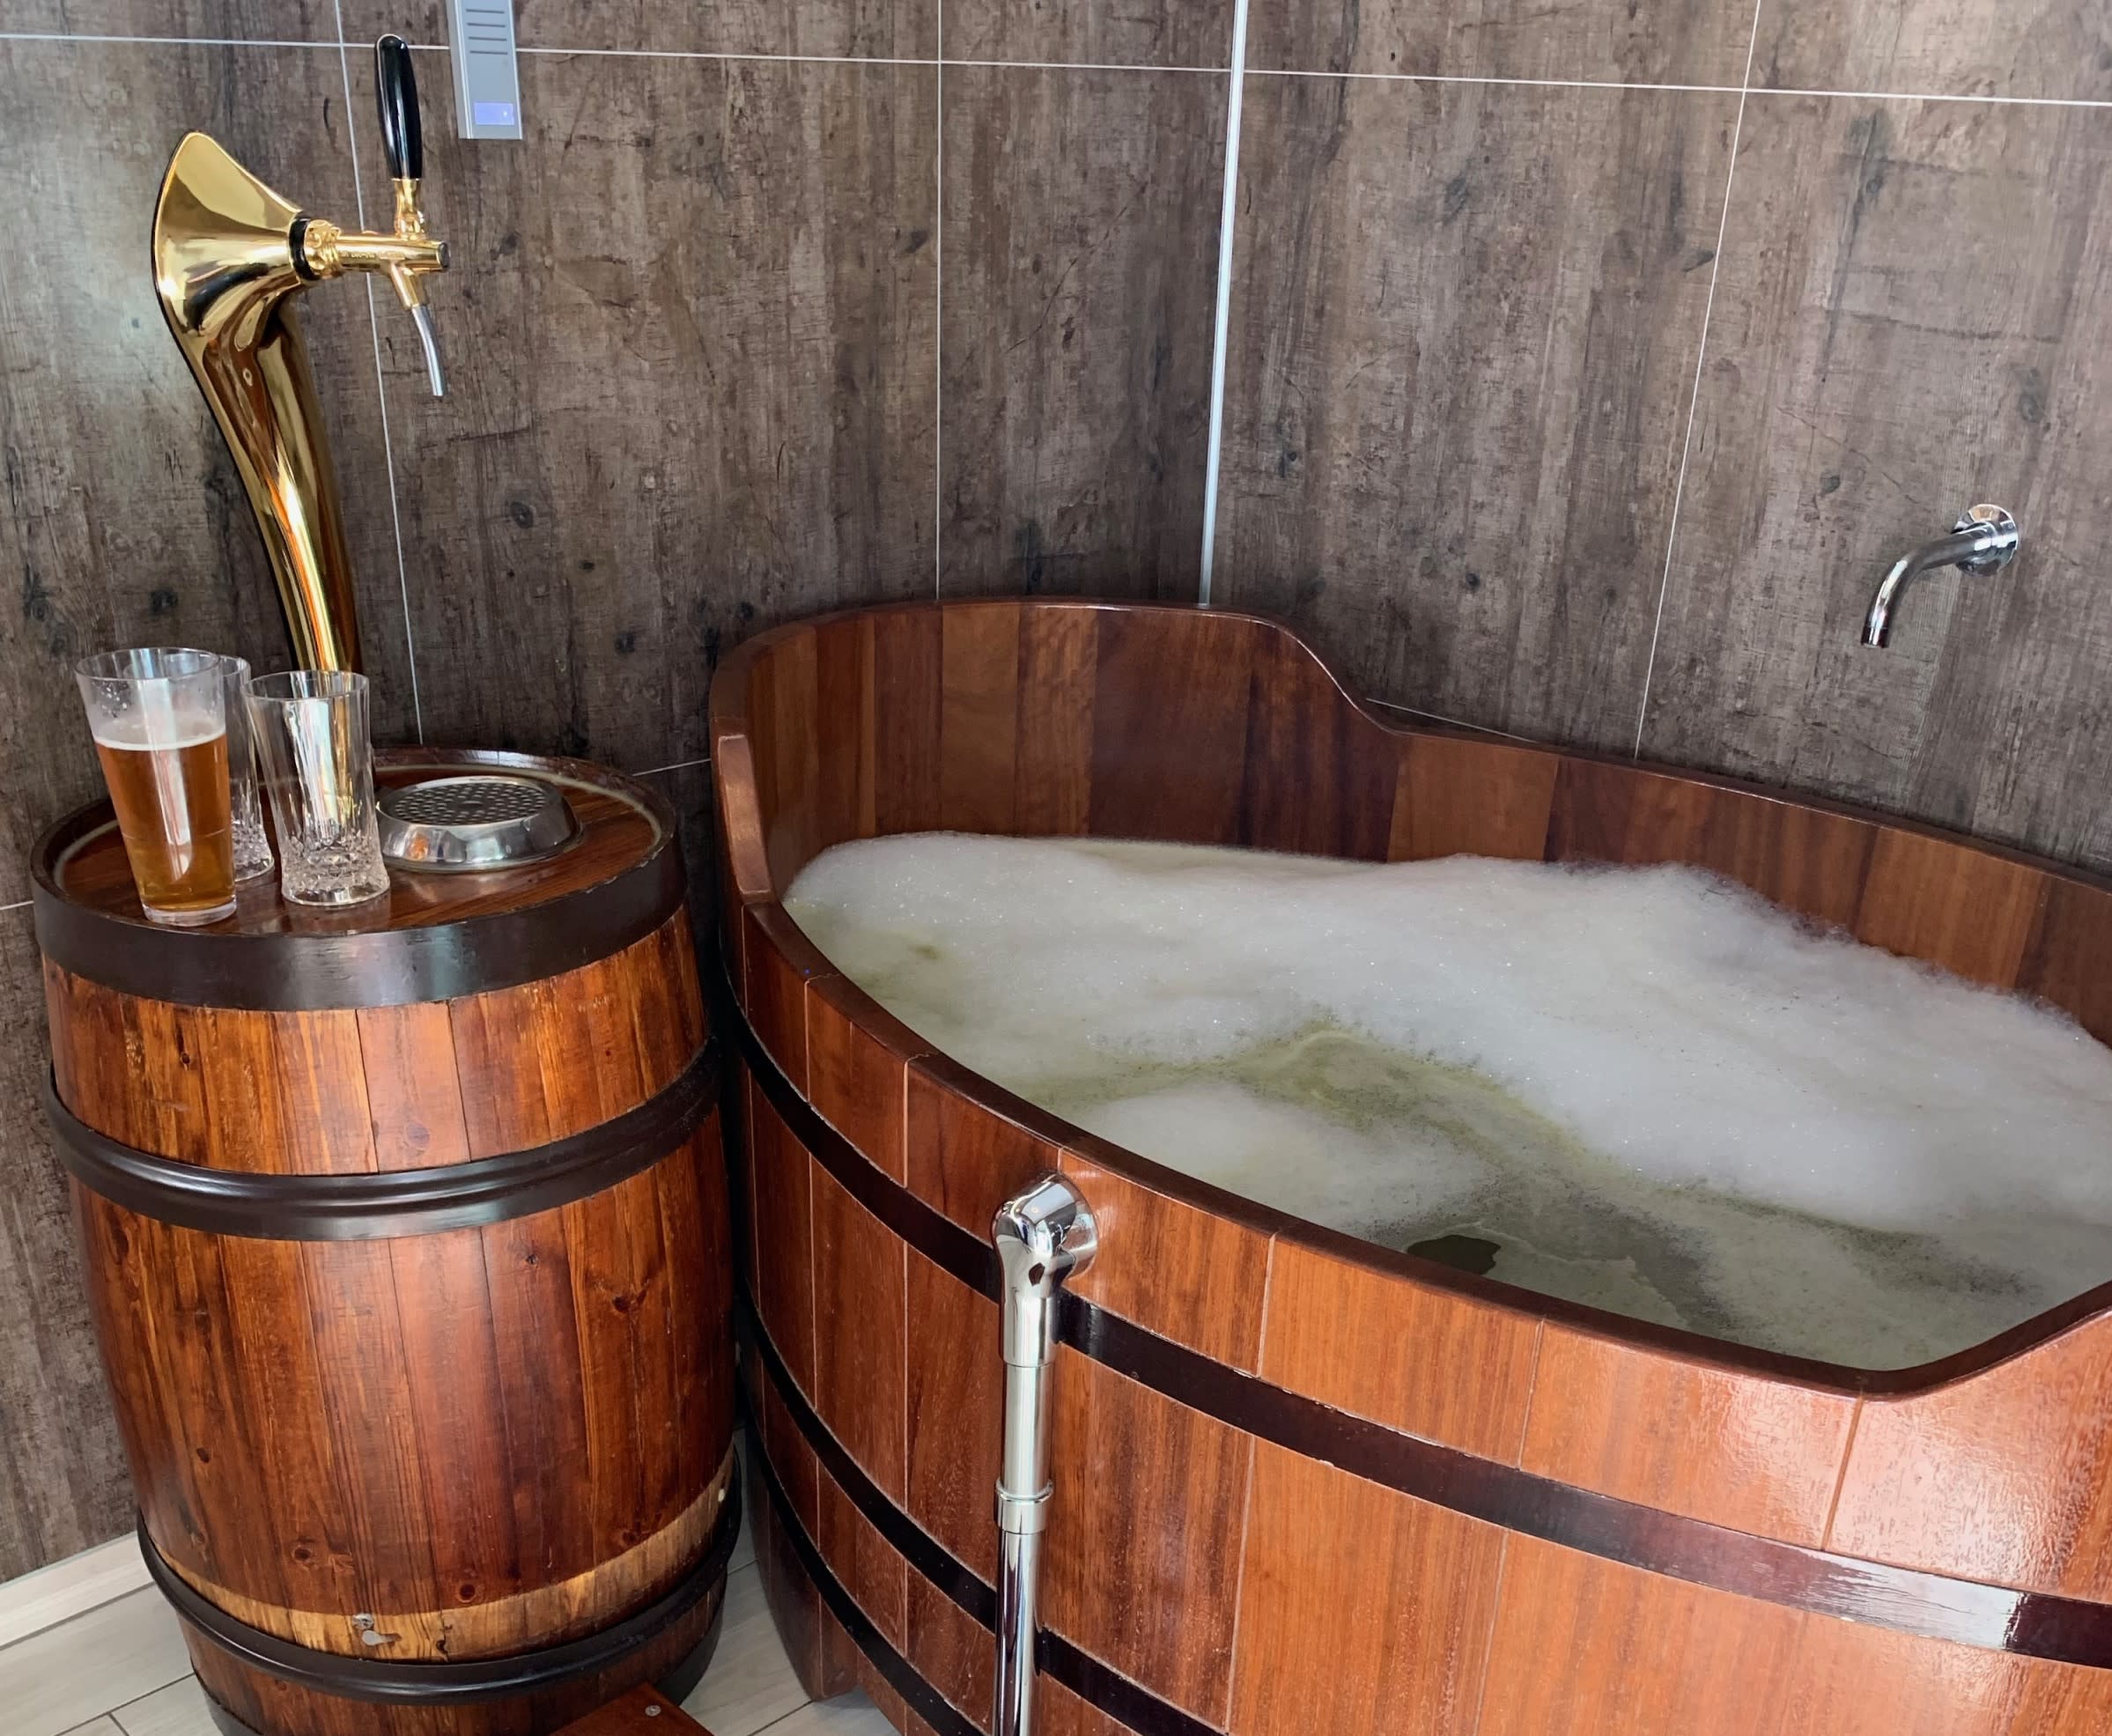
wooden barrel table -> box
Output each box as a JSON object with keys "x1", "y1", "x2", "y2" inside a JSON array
[{"x1": 32, "y1": 749, "x2": 735, "y2": 1736}]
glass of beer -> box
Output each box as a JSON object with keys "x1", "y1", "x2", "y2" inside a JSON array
[
  {"x1": 217, "y1": 655, "x2": 277, "y2": 883},
  {"x1": 245, "y1": 670, "x2": 390, "y2": 906},
  {"x1": 74, "y1": 647, "x2": 237, "y2": 926}
]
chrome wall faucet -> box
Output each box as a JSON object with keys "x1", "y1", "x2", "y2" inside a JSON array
[{"x1": 1861, "y1": 505, "x2": 2020, "y2": 647}]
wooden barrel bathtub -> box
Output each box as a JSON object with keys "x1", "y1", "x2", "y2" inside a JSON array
[
  {"x1": 711, "y1": 599, "x2": 2112, "y2": 1736},
  {"x1": 33, "y1": 749, "x2": 735, "y2": 1736}
]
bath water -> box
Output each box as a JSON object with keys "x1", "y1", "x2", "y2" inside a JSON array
[{"x1": 786, "y1": 835, "x2": 2112, "y2": 1368}]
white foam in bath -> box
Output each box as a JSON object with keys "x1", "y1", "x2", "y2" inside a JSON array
[{"x1": 786, "y1": 835, "x2": 2112, "y2": 1367}]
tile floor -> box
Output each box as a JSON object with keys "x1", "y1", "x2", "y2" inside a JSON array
[{"x1": 0, "y1": 1508, "x2": 895, "y2": 1736}]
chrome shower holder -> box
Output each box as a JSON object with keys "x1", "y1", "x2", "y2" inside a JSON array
[{"x1": 991, "y1": 1176, "x2": 1098, "y2": 1736}]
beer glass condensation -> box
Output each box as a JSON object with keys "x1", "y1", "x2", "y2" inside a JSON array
[{"x1": 75, "y1": 647, "x2": 237, "y2": 926}]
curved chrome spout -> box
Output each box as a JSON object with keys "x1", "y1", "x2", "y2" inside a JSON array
[{"x1": 1862, "y1": 505, "x2": 2020, "y2": 647}]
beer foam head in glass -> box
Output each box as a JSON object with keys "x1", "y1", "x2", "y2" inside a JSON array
[
  {"x1": 244, "y1": 670, "x2": 389, "y2": 907},
  {"x1": 74, "y1": 647, "x2": 237, "y2": 927}
]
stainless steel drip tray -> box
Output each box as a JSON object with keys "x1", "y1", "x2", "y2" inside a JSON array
[{"x1": 378, "y1": 773, "x2": 580, "y2": 872}]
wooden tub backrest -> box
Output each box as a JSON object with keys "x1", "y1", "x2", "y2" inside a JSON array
[{"x1": 715, "y1": 599, "x2": 2112, "y2": 1043}]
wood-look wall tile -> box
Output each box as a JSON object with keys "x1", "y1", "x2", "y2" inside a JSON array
[
  {"x1": 1043, "y1": 1350, "x2": 1249, "y2": 1725},
  {"x1": 943, "y1": 0, "x2": 1230, "y2": 68},
  {"x1": 940, "y1": 67, "x2": 1222, "y2": 601},
  {"x1": 1260, "y1": 1235, "x2": 1540, "y2": 1462},
  {"x1": 1248, "y1": 0, "x2": 1756, "y2": 82},
  {"x1": 0, "y1": 915, "x2": 130, "y2": 1580},
  {"x1": 904, "y1": 1249, "x2": 1001, "y2": 1582},
  {"x1": 1230, "y1": 1442, "x2": 1504, "y2": 1736},
  {"x1": 358, "y1": 51, "x2": 934, "y2": 771},
  {"x1": 905, "y1": 1058, "x2": 1060, "y2": 1237},
  {"x1": 811, "y1": 1166, "x2": 909, "y2": 1500},
  {"x1": 1637, "y1": 97, "x2": 2112, "y2": 880},
  {"x1": 1057, "y1": 1150, "x2": 1274, "y2": 1370},
  {"x1": 1520, "y1": 1326, "x2": 1858, "y2": 1543},
  {"x1": 750, "y1": 1091, "x2": 818, "y2": 1400},
  {"x1": 807, "y1": 972, "x2": 927, "y2": 1183},
  {"x1": 1216, "y1": 76, "x2": 1738, "y2": 753},
  {"x1": 1753, "y1": 2, "x2": 2112, "y2": 105},
  {"x1": 0, "y1": 40, "x2": 411, "y2": 904},
  {"x1": 1828, "y1": 1319, "x2": 2112, "y2": 1599}
]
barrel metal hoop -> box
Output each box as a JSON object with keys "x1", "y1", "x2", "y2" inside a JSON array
[
  {"x1": 139, "y1": 1472, "x2": 740, "y2": 1706},
  {"x1": 45, "y1": 1039, "x2": 719, "y2": 1241}
]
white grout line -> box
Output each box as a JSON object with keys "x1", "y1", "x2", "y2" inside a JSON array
[
  {"x1": 934, "y1": 4, "x2": 945, "y2": 600},
  {"x1": 1629, "y1": 0, "x2": 1767, "y2": 757},
  {"x1": 1257, "y1": 64, "x2": 1743, "y2": 94},
  {"x1": 1196, "y1": 0, "x2": 1252, "y2": 606},
  {"x1": 1365, "y1": 697, "x2": 1537, "y2": 742},
  {"x1": 0, "y1": 31, "x2": 342, "y2": 47},
  {"x1": 516, "y1": 42, "x2": 936, "y2": 66},
  {"x1": 4, "y1": 31, "x2": 2106, "y2": 109},
  {"x1": 1752, "y1": 81, "x2": 2112, "y2": 110},
  {"x1": 357, "y1": 282, "x2": 425, "y2": 743},
  {"x1": 633, "y1": 754, "x2": 713, "y2": 777},
  {"x1": 333, "y1": 5, "x2": 427, "y2": 742},
  {"x1": 940, "y1": 54, "x2": 1230, "y2": 74}
]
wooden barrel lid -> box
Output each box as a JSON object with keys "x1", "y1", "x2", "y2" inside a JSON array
[{"x1": 32, "y1": 748, "x2": 684, "y2": 1010}]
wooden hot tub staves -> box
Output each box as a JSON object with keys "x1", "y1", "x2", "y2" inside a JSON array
[
  {"x1": 33, "y1": 750, "x2": 738, "y2": 1736},
  {"x1": 710, "y1": 599, "x2": 2112, "y2": 1736}
]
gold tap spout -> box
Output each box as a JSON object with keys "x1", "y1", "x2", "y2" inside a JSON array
[{"x1": 150, "y1": 36, "x2": 447, "y2": 674}]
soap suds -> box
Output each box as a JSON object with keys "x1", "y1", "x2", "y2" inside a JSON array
[{"x1": 786, "y1": 835, "x2": 2112, "y2": 1368}]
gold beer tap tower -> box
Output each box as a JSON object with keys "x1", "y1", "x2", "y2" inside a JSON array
[{"x1": 151, "y1": 34, "x2": 447, "y2": 673}]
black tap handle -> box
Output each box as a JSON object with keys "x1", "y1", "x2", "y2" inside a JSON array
[{"x1": 375, "y1": 35, "x2": 423, "y2": 182}]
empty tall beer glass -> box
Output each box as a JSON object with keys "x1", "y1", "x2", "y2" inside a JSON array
[
  {"x1": 246, "y1": 670, "x2": 390, "y2": 906},
  {"x1": 217, "y1": 654, "x2": 276, "y2": 883},
  {"x1": 75, "y1": 647, "x2": 237, "y2": 926}
]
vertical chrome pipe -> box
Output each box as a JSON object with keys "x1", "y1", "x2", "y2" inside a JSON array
[{"x1": 991, "y1": 1176, "x2": 1097, "y2": 1736}]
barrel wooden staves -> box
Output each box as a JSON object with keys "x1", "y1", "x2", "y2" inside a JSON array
[{"x1": 33, "y1": 749, "x2": 735, "y2": 1736}]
